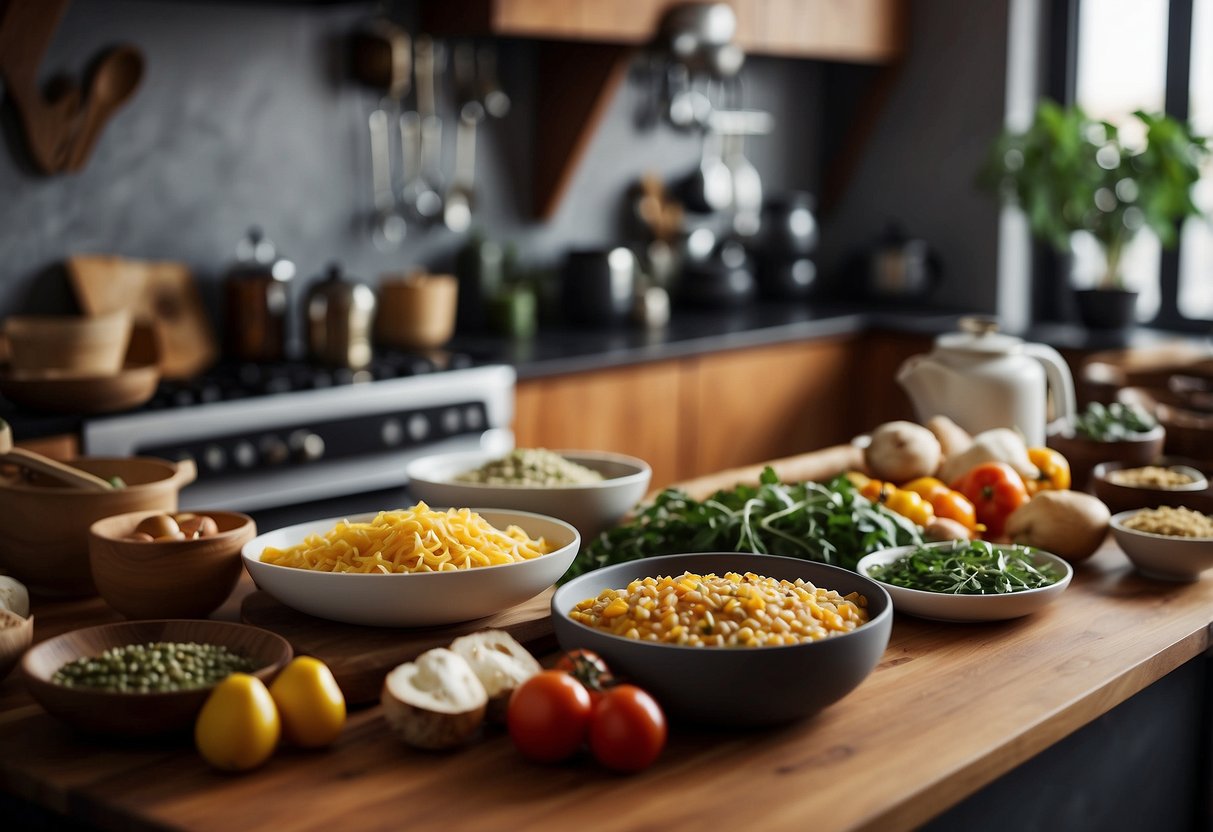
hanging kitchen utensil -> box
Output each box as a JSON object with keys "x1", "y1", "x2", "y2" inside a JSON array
[
  {"x1": 411, "y1": 35, "x2": 445, "y2": 224},
  {"x1": 368, "y1": 107, "x2": 406, "y2": 249},
  {"x1": 349, "y1": 16, "x2": 412, "y2": 100},
  {"x1": 305, "y1": 265, "x2": 377, "y2": 370},
  {"x1": 476, "y1": 43, "x2": 510, "y2": 119},
  {"x1": 444, "y1": 42, "x2": 480, "y2": 233},
  {"x1": 223, "y1": 227, "x2": 296, "y2": 363}
]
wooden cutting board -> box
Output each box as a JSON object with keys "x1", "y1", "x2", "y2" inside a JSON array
[
  {"x1": 67, "y1": 254, "x2": 218, "y2": 379},
  {"x1": 240, "y1": 589, "x2": 558, "y2": 706}
]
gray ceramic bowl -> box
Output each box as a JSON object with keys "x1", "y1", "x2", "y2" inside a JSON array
[{"x1": 551, "y1": 553, "x2": 892, "y2": 726}]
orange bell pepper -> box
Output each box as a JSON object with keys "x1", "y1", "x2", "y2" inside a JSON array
[
  {"x1": 903, "y1": 477, "x2": 979, "y2": 530},
  {"x1": 1026, "y1": 448, "x2": 1071, "y2": 493}
]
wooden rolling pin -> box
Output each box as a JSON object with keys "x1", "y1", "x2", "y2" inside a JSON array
[{"x1": 661, "y1": 444, "x2": 865, "y2": 502}]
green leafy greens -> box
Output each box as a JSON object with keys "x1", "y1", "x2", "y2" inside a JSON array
[
  {"x1": 868, "y1": 540, "x2": 1063, "y2": 595},
  {"x1": 568, "y1": 470, "x2": 923, "y2": 580}
]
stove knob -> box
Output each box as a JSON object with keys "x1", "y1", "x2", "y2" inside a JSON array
[
  {"x1": 381, "y1": 418, "x2": 404, "y2": 448},
  {"x1": 440, "y1": 407, "x2": 462, "y2": 435},
  {"x1": 259, "y1": 435, "x2": 289, "y2": 466},
  {"x1": 202, "y1": 444, "x2": 227, "y2": 473},
  {"x1": 463, "y1": 406, "x2": 484, "y2": 431},
  {"x1": 233, "y1": 441, "x2": 257, "y2": 469},
  {"x1": 288, "y1": 430, "x2": 326, "y2": 463},
  {"x1": 407, "y1": 413, "x2": 430, "y2": 442}
]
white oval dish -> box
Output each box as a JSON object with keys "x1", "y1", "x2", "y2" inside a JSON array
[
  {"x1": 856, "y1": 541, "x2": 1073, "y2": 623},
  {"x1": 405, "y1": 449, "x2": 651, "y2": 542},
  {"x1": 241, "y1": 508, "x2": 580, "y2": 627}
]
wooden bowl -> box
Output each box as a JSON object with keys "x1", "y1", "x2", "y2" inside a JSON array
[
  {"x1": 1046, "y1": 423, "x2": 1166, "y2": 492},
  {"x1": 0, "y1": 457, "x2": 197, "y2": 597},
  {"x1": 90, "y1": 511, "x2": 256, "y2": 619},
  {"x1": 0, "y1": 610, "x2": 33, "y2": 682},
  {"x1": 0, "y1": 360, "x2": 159, "y2": 414},
  {"x1": 21, "y1": 619, "x2": 292, "y2": 737},
  {"x1": 2, "y1": 310, "x2": 131, "y2": 375}
]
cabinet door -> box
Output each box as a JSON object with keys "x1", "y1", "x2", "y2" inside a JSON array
[
  {"x1": 686, "y1": 337, "x2": 856, "y2": 477},
  {"x1": 514, "y1": 360, "x2": 685, "y2": 488}
]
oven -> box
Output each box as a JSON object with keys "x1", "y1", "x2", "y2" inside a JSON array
[{"x1": 80, "y1": 352, "x2": 515, "y2": 511}]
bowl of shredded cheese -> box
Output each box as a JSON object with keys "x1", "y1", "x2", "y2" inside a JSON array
[{"x1": 241, "y1": 504, "x2": 580, "y2": 626}]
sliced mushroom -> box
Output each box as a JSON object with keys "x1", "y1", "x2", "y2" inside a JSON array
[
  {"x1": 382, "y1": 648, "x2": 487, "y2": 750},
  {"x1": 449, "y1": 630, "x2": 541, "y2": 723}
]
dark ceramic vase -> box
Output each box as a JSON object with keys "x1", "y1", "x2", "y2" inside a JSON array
[{"x1": 1074, "y1": 289, "x2": 1138, "y2": 330}]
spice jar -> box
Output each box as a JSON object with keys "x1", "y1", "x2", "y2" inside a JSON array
[
  {"x1": 223, "y1": 227, "x2": 296, "y2": 362},
  {"x1": 304, "y1": 264, "x2": 377, "y2": 369}
]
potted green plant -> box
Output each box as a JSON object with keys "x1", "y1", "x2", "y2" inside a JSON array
[{"x1": 981, "y1": 100, "x2": 1208, "y2": 329}]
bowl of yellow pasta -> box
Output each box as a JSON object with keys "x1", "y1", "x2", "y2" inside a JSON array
[{"x1": 241, "y1": 505, "x2": 580, "y2": 627}]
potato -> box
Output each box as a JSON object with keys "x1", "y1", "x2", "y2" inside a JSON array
[
  {"x1": 925, "y1": 415, "x2": 973, "y2": 460},
  {"x1": 1005, "y1": 491, "x2": 1110, "y2": 563},
  {"x1": 864, "y1": 421, "x2": 942, "y2": 483},
  {"x1": 924, "y1": 518, "x2": 972, "y2": 542}
]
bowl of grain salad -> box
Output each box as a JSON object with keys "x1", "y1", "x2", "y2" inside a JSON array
[
  {"x1": 551, "y1": 553, "x2": 892, "y2": 725},
  {"x1": 1093, "y1": 460, "x2": 1210, "y2": 515},
  {"x1": 1110, "y1": 506, "x2": 1213, "y2": 581},
  {"x1": 406, "y1": 448, "x2": 651, "y2": 542}
]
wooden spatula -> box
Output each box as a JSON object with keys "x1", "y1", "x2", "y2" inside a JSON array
[{"x1": 0, "y1": 418, "x2": 114, "y2": 491}]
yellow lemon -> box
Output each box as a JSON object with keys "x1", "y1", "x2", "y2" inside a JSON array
[
  {"x1": 269, "y1": 656, "x2": 346, "y2": 748},
  {"x1": 195, "y1": 673, "x2": 280, "y2": 771}
]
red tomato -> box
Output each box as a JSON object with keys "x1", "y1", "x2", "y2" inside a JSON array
[
  {"x1": 951, "y1": 462, "x2": 1028, "y2": 539},
  {"x1": 588, "y1": 685, "x2": 667, "y2": 773},
  {"x1": 507, "y1": 670, "x2": 592, "y2": 763},
  {"x1": 554, "y1": 649, "x2": 614, "y2": 697}
]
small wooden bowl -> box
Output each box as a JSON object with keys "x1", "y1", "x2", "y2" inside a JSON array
[
  {"x1": 0, "y1": 610, "x2": 33, "y2": 681},
  {"x1": 21, "y1": 619, "x2": 291, "y2": 737},
  {"x1": 3, "y1": 310, "x2": 131, "y2": 375},
  {"x1": 89, "y1": 511, "x2": 256, "y2": 619},
  {"x1": 1046, "y1": 423, "x2": 1166, "y2": 491}
]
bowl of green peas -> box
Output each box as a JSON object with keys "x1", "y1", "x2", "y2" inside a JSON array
[{"x1": 22, "y1": 619, "x2": 292, "y2": 737}]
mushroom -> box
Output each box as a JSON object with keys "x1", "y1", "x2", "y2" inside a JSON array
[
  {"x1": 449, "y1": 630, "x2": 541, "y2": 723},
  {"x1": 381, "y1": 649, "x2": 488, "y2": 750}
]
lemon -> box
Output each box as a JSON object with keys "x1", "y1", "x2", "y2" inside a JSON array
[
  {"x1": 269, "y1": 657, "x2": 346, "y2": 748},
  {"x1": 195, "y1": 673, "x2": 280, "y2": 772}
]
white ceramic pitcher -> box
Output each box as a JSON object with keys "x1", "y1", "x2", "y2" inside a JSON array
[{"x1": 896, "y1": 318, "x2": 1076, "y2": 447}]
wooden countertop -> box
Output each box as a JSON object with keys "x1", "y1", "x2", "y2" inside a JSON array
[{"x1": 3, "y1": 476, "x2": 1212, "y2": 830}]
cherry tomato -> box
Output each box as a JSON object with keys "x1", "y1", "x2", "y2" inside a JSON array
[
  {"x1": 588, "y1": 685, "x2": 667, "y2": 773},
  {"x1": 507, "y1": 670, "x2": 592, "y2": 763},
  {"x1": 554, "y1": 649, "x2": 614, "y2": 699},
  {"x1": 951, "y1": 462, "x2": 1028, "y2": 539}
]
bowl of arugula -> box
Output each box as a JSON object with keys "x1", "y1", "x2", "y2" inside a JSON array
[{"x1": 855, "y1": 539, "x2": 1072, "y2": 623}]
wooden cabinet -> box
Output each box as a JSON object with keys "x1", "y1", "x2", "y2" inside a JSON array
[{"x1": 514, "y1": 335, "x2": 866, "y2": 489}]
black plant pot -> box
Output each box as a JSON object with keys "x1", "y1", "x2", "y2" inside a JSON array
[{"x1": 1074, "y1": 289, "x2": 1138, "y2": 330}]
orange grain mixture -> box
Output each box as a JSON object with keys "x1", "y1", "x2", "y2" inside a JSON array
[{"x1": 569, "y1": 571, "x2": 869, "y2": 648}]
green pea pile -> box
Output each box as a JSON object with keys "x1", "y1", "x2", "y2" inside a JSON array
[{"x1": 51, "y1": 642, "x2": 255, "y2": 693}]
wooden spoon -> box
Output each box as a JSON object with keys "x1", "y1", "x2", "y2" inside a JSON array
[
  {"x1": 64, "y1": 45, "x2": 144, "y2": 171},
  {"x1": 0, "y1": 418, "x2": 113, "y2": 491}
]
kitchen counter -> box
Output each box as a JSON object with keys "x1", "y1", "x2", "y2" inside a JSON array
[{"x1": 2, "y1": 447, "x2": 1213, "y2": 831}]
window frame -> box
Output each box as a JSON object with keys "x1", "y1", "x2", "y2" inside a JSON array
[{"x1": 1036, "y1": 0, "x2": 1211, "y2": 333}]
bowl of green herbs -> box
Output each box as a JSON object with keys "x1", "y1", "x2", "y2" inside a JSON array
[
  {"x1": 855, "y1": 540, "x2": 1072, "y2": 623},
  {"x1": 1047, "y1": 402, "x2": 1166, "y2": 490}
]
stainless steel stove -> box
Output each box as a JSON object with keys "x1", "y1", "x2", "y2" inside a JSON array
[{"x1": 81, "y1": 352, "x2": 515, "y2": 510}]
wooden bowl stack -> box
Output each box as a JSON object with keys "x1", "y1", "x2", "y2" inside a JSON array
[{"x1": 89, "y1": 510, "x2": 256, "y2": 619}]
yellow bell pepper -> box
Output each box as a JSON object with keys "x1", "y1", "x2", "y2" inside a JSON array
[
  {"x1": 884, "y1": 489, "x2": 936, "y2": 527},
  {"x1": 1026, "y1": 448, "x2": 1071, "y2": 493}
]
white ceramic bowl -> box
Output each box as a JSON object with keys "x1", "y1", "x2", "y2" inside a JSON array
[
  {"x1": 856, "y1": 541, "x2": 1073, "y2": 623},
  {"x1": 405, "y1": 449, "x2": 652, "y2": 541},
  {"x1": 241, "y1": 508, "x2": 580, "y2": 627},
  {"x1": 1110, "y1": 508, "x2": 1213, "y2": 581}
]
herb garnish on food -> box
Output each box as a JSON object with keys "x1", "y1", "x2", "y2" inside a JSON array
[
  {"x1": 568, "y1": 470, "x2": 922, "y2": 579},
  {"x1": 867, "y1": 540, "x2": 1062, "y2": 595}
]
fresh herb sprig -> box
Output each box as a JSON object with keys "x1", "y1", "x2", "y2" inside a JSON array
[
  {"x1": 568, "y1": 470, "x2": 922, "y2": 580},
  {"x1": 1073, "y1": 401, "x2": 1156, "y2": 442},
  {"x1": 868, "y1": 540, "x2": 1062, "y2": 595}
]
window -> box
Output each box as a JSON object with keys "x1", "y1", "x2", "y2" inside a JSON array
[{"x1": 1049, "y1": 0, "x2": 1213, "y2": 331}]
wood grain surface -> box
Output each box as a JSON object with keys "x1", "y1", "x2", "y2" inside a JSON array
[
  {"x1": 3, "y1": 446, "x2": 1213, "y2": 830},
  {"x1": 240, "y1": 589, "x2": 557, "y2": 706}
]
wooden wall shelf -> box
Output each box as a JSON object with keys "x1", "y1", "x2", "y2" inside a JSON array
[{"x1": 424, "y1": 0, "x2": 905, "y2": 219}]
